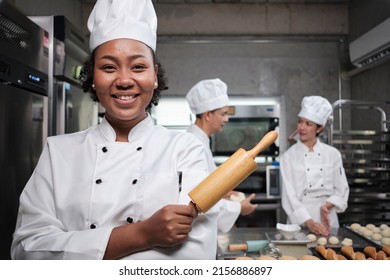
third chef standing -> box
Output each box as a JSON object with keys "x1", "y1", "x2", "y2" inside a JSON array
[{"x1": 280, "y1": 96, "x2": 349, "y2": 236}]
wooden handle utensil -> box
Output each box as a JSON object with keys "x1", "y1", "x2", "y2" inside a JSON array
[{"x1": 228, "y1": 240, "x2": 270, "y2": 252}]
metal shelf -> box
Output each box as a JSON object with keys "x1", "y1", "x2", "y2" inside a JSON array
[{"x1": 329, "y1": 99, "x2": 390, "y2": 225}]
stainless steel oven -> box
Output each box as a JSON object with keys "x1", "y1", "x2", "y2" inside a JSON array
[
  {"x1": 212, "y1": 97, "x2": 284, "y2": 227},
  {"x1": 211, "y1": 104, "x2": 280, "y2": 158},
  {"x1": 212, "y1": 97, "x2": 281, "y2": 193}
]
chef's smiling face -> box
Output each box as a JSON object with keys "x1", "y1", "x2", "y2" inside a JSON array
[
  {"x1": 93, "y1": 38, "x2": 157, "y2": 126},
  {"x1": 297, "y1": 117, "x2": 321, "y2": 143}
]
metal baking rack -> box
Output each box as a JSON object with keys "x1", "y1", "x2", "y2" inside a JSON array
[{"x1": 327, "y1": 99, "x2": 390, "y2": 225}]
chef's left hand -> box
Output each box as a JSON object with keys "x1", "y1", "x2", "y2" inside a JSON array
[{"x1": 240, "y1": 193, "x2": 257, "y2": 216}]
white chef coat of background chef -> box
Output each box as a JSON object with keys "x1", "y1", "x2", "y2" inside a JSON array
[
  {"x1": 186, "y1": 79, "x2": 241, "y2": 232},
  {"x1": 187, "y1": 124, "x2": 216, "y2": 173},
  {"x1": 281, "y1": 139, "x2": 349, "y2": 227},
  {"x1": 11, "y1": 116, "x2": 219, "y2": 259},
  {"x1": 187, "y1": 123, "x2": 240, "y2": 232},
  {"x1": 281, "y1": 96, "x2": 349, "y2": 228}
]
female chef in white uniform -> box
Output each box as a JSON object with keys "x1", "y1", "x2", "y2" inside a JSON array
[
  {"x1": 11, "y1": 0, "x2": 218, "y2": 260},
  {"x1": 280, "y1": 96, "x2": 349, "y2": 236}
]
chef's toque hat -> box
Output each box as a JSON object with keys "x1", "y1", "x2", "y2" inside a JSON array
[
  {"x1": 87, "y1": 0, "x2": 157, "y2": 52},
  {"x1": 186, "y1": 79, "x2": 229, "y2": 115},
  {"x1": 298, "y1": 95, "x2": 332, "y2": 126}
]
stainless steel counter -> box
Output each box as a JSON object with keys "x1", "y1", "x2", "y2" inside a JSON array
[{"x1": 218, "y1": 226, "x2": 383, "y2": 260}]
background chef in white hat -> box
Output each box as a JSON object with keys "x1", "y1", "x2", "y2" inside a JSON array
[
  {"x1": 11, "y1": 0, "x2": 219, "y2": 260},
  {"x1": 280, "y1": 96, "x2": 349, "y2": 236},
  {"x1": 186, "y1": 79, "x2": 257, "y2": 232}
]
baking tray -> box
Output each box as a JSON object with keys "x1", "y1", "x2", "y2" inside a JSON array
[
  {"x1": 309, "y1": 226, "x2": 383, "y2": 259},
  {"x1": 265, "y1": 231, "x2": 310, "y2": 244},
  {"x1": 306, "y1": 227, "x2": 382, "y2": 249},
  {"x1": 343, "y1": 225, "x2": 385, "y2": 247}
]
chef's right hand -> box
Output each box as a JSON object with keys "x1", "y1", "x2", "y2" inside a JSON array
[
  {"x1": 144, "y1": 204, "x2": 198, "y2": 247},
  {"x1": 305, "y1": 219, "x2": 329, "y2": 236}
]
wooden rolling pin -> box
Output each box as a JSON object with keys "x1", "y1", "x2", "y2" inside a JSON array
[
  {"x1": 228, "y1": 240, "x2": 269, "y2": 253},
  {"x1": 188, "y1": 130, "x2": 278, "y2": 213}
]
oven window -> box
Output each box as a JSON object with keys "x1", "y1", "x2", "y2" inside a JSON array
[
  {"x1": 211, "y1": 117, "x2": 279, "y2": 156},
  {"x1": 234, "y1": 171, "x2": 266, "y2": 194}
]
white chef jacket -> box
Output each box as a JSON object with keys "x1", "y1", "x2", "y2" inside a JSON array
[
  {"x1": 280, "y1": 139, "x2": 349, "y2": 228},
  {"x1": 187, "y1": 124, "x2": 240, "y2": 233},
  {"x1": 11, "y1": 115, "x2": 219, "y2": 260}
]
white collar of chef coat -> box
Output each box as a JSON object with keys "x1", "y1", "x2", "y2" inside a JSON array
[
  {"x1": 296, "y1": 137, "x2": 322, "y2": 152},
  {"x1": 192, "y1": 124, "x2": 210, "y2": 145},
  {"x1": 99, "y1": 113, "x2": 154, "y2": 142}
]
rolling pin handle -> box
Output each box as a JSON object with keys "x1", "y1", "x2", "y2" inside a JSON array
[
  {"x1": 247, "y1": 131, "x2": 278, "y2": 159},
  {"x1": 228, "y1": 244, "x2": 248, "y2": 252}
]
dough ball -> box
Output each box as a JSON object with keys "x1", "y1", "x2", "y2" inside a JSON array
[
  {"x1": 350, "y1": 223, "x2": 361, "y2": 231},
  {"x1": 381, "y1": 237, "x2": 390, "y2": 246},
  {"x1": 372, "y1": 227, "x2": 381, "y2": 234},
  {"x1": 363, "y1": 229, "x2": 373, "y2": 238},
  {"x1": 328, "y1": 236, "x2": 340, "y2": 245},
  {"x1": 317, "y1": 237, "x2": 327, "y2": 246},
  {"x1": 358, "y1": 226, "x2": 367, "y2": 234},
  {"x1": 307, "y1": 233, "x2": 317, "y2": 242},
  {"x1": 230, "y1": 192, "x2": 246, "y2": 203},
  {"x1": 366, "y1": 223, "x2": 376, "y2": 230},
  {"x1": 341, "y1": 238, "x2": 353, "y2": 246},
  {"x1": 372, "y1": 233, "x2": 382, "y2": 241},
  {"x1": 382, "y1": 228, "x2": 390, "y2": 237},
  {"x1": 379, "y1": 224, "x2": 389, "y2": 230}
]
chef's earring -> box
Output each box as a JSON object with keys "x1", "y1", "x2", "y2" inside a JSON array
[
  {"x1": 92, "y1": 83, "x2": 96, "y2": 90},
  {"x1": 154, "y1": 82, "x2": 158, "y2": 89}
]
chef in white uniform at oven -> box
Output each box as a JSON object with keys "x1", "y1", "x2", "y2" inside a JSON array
[
  {"x1": 280, "y1": 96, "x2": 349, "y2": 236},
  {"x1": 186, "y1": 79, "x2": 257, "y2": 233},
  {"x1": 11, "y1": 0, "x2": 218, "y2": 260}
]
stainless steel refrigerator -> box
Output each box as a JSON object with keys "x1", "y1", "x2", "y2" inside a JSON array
[
  {"x1": 30, "y1": 15, "x2": 98, "y2": 136},
  {"x1": 0, "y1": 1, "x2": 49, "y2": 259}
]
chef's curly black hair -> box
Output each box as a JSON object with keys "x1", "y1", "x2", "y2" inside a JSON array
[{"x1": 79, "y1": 49, "x2": 168, "y2": 110}]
